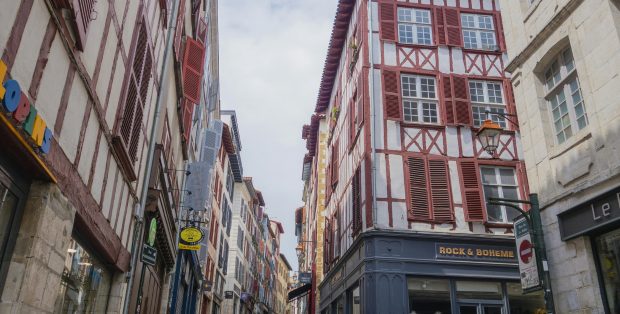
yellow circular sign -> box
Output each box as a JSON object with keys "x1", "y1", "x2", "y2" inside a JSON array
[{"x1": 180, "y1": 228, "x2": 203, "y2": 244}]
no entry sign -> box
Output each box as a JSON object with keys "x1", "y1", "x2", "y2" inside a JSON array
[
  {"x1": 519, "y1": 240, "x2": 533, "y2": 264},
  {"x1": 514, "y1": 217, "x2": 539, "y2": 290}
]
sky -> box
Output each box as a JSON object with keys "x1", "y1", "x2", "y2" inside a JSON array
[{"x1": 218, "y1": 0, "x2": 339, "y2": 273}]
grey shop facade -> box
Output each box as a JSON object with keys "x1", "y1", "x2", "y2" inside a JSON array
[{"x1": 318, "y1": 231, "x2": 546, "y2": 314}]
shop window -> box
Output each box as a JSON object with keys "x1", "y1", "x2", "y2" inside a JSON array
[
  {"x1": 595, "y1": 228, "x2": 620, "y2": 313},
  {"x1": 480, "y1": 166, "x2": 521, "y2": 224},
  {"x1": 349, "y1": 286, "x2": 360, "y2": 314},
  {"x1": 506, "y1": 282, "x2": 545, "y2": 314},
  {"x1": 455, "y1": 281, "x2": 503, "y2": 300},
  {"x1": 408, "y1": 278, "x2": 452, "y2": 314},
  {"x1": 53, "y1": 237, "x2": 111, "y2": 313}
]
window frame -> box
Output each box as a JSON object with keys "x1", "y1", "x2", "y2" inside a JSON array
[
  {"x1": 468, "y1": 79, "x2": 507, "y2": 128},
  {"x1": 397, "y1": 7, "x2": 433, "y2": 45},
  {"x1": 479, "y1": 165, "x2": 521, "y2": 224},
  {"x1": 543, "y1": 47, "x2": 588, "y2": 145},
  {"x1": 400, "y1": 74, "x2": 439, "y2": 124},
  {"x1": 461, "y1": 13, "x2": 498, "y2": 51}
]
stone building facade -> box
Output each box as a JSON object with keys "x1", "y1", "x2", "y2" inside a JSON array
[{"x1": 500, "y1": 0, "x2": 620, "y2": 313}]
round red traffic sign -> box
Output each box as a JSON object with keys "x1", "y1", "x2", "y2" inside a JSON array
[{"x1": 520, "y1": 240, "x2": 533, "y2": 264}]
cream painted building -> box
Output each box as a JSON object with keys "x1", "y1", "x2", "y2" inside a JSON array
[{"x1": 500, "y1": 0, "x2": 620, "y2": 313}]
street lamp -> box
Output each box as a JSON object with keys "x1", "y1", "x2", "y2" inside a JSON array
[
  {"x1": 295, "y1": 245, "x2": 302, "y2": 257},
  {"x1": 475, "y1": 108, "x2": 519, "y2": 155}
]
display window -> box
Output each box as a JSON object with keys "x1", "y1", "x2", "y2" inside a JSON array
[{"x1": 595, "y1": 229, "x2": 620, "y2": 313}]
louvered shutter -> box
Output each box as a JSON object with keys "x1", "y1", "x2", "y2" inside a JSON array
[
  {"x1": 332, "y1": 139, "x2": 339, "y2": 186},
  {"x1": 503, "y1": 79, "x2": 519, "y2": 131},
  {"x1": 516, "y1": 161, "x2": 530, "y2": 211},
  {"x1": 407, "y1": 157, "x2": 429, "y2": 220},
  {"x1": 323, "y1": 217, "x2": 330, "y2": 271},
  {"x1": 352, "y1": 168, "x2": 362, "y2": 232},
  {"x1": 70, "y1": 0, "x2": 96, "y2": 51},
  {"x1": 444, "y1": 8, "x2": 462, "y2": 47},
  {"x1": 348, "y1": 100, "x2": 354, "y2": 148},
  {"x1": 428, "y1": 157, "x2": 453, "y2": 221},
  {"x1": 182, "y1": 99, "x2": 194, "y2": 142},
  {"x1": 383, "y1": 70, "x2": 402, "y2": 121},
  {"x1": 452, "y1": 75, "x2": 472, "y2": 125},
  {"x1": 183, "y1": 37, "x2": 205, "y2": 104},
  {"x1": 357, "y1": 74, "x2": 365, "y2": 130},
  {"x1": 162, "y1": 115, "x2": 171, "y2": 159},
  {"x1": 434, "y1": 7, "x2": 446, "y2": 46},
  {"x1": 197, "y1": 18, "x2": 208, "y2": 46},
  {"x1": 495, "y1": 13, "x2": 506, "y2": 51},
  {"x1": 459, "y1": 161, "x2": 486, "y2": 221},
  {"x1": 378, "y1": 3, "x2": 397, "y2": 41},
  {"x1": 441, "y1": 75, "x2": 455, "y2": 125},
  {"x1": 174, "y1": 0, "x2": 187, "y2": 62}
]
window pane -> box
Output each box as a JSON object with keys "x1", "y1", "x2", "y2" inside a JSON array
[
  {"x1": 463, "y1": 30, "x2": 478, "y2": 48},
  {"x1": 408, "y1": 278, "x2": 452, "y2": 314},
  {"x1": 0, "y1": 184, "x2": 17, "y2": 255},
  {"x1": 472, "y1": 106, "x2": 484, "y2": 127},
  {"x1": 461, "y1": 14, "x2": 475, "y2": 28},
  {"x1": 507, "y1": 283, "x2": 546, "y2": 313},
  {"x1": 481, "y1": 167, "x2": 497, "y2": 184},
  {"x1": 401, "y1": 76, "x2": 416, "y2": 97},
  {"x1": 499, "y1": 168, "x2": 516, "y2": 185},
  {"x1": 416, "y1": 10, "x2": 430, "y2": 24},
  {"x1": 420, "y1": 78, "x2": 435, "y2": 98},
  {"x1": 481, "y1": 32, "x2": 496, "y2": 50},
  {"x1": 487, "y1": 83, "x2": 503, "y2": 103},
  {"x1": 422, "y1": 103, "x2": 438, "y2": 123},
  {"x1": 399, "y1": 24, "x2": 414, "y2": 43},
  {"x1": 404, "y1": 101, "x2": 419, "y2": 122},
  {"x1": 398, "y1": 8, "x2": 412, "y2": 22},
  {"x1": 595, "y1": 229, "x2": 620, "y2": 312},
  {"x1": 351, "y1": 287, "x2": 360, "y2": 314},
  {"x1": 563, "y1": 48, "x2": 574, "y2": 72},
  {"x1": 469, "y1": 81, "x2": 485, "y2": 102},
  {"x1": 484, "y1": 186, "x2": 503, "y2": 222},
  {"x1": 456, "y1": 281, "x2": 503, "y2": 300},
  {"x1": 478, "y1": 15, "x2": 494, "y2": 29},
  {"x1": 417, "y1": 26, "x2": 432, "y2": 45},
  {"x1": 489, "y1": 107, "x2": 507, "y2": 128}
]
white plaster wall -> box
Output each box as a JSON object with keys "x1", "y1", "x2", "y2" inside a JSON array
[
  {"x1": 91, "y1": 136, "x2": 109, "y2": 204},
  {"x1": 82, "y1": 0, "x2": 109, "y2": 76},
  {"x1": 11, "y1": 0, "x2": 49, "y2": 90},
  {"x1": 0, "y1": 0, "x2": 20, "y2": 55},
  {"x1": 384, "y1": 42, "x2": 397, "y2": 66},
  {"x1": 115, "y1": 184, "x2": 129, "y2": 237},
  {"x1": 376, "y1": 153, "x2": 387, "y2": 198},
  {"x1": 376, "y1": 201, "x2": 389, "y2": 228},
  {"x1": 448, "y1": 160, "x2": 462, "y2": 204},
  {"x1": 373, "y1": 69, "x2": 385, "y2": 149},
  {"x1": 386, "y1": 121, "x2": 400, "y2": 150},
  {"x1": 106, "y1": 59, "x2": 126, "y2": 128},
  {"x1": 460, "y1": 126, "x2": 474, "y2": 157},
  {"x1": 96, "y1": 24, "x2": 119, "y2": 105},
  {"x1": 77, "y1": 110, "x2": 99, "y2": 183},
  {"x1": 392, "y1": 202, "x2": 408, "y2": 229},
  {"x1": 452, "y1": 48, "x2": 466, "y2": 75},
  {"x1": 123, "y1": 0, "x2": 141, "y2": 54},
  {"x1": 446, "y1": 126, "x2": 459, "y2": 157},
  {"x1": 101, "y1": 162, "x2": 119, "y2": 218},
  {"x1": 389, "y1": 155, "x2": 406, "y2": 199},
  {"x1": 59, "y1": 79, "x2": 89, "y2": 163},
  {"x1": 36, "y1": 36, "x2": 70, "y2": 132},
  {"x1": 122, "y1": 199, "x2": 133, "y2": 246}
]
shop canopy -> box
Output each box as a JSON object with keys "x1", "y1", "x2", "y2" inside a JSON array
[{"x1": 288, "y1": 284, "x2": 311, "y2": 302}]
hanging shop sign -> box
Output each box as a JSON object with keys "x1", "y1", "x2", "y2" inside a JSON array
[
  {"x1": 558, "y1": 187, "x2": 620, "y2": 240},
  {"x1": 241, "y1": 292, "x2": 248, "y2": 301},
  {"x1": 225, "y1": 291, "x2": 234, "y2": 299},
  {"x1": 514, "y1": 217, "x2": 540, "y2": 290},
  {"x1": 201, "y1": 280, "x2": 213, "y2": 291},
  {"x1": 180, "y1": 227, "x2": 204, "y2": 244},
  {"x1": 299, "y1": 272, "x2": 311, "y2": 284},
  {"x1": 0, "y1": 61, "x2": 53, "y2": 153},
  {"x1": 178, "y1": 243, "x2": 200, "y2": 250},
  {"x1": 435, "y1": 243, "x2": 517, "y2": 263},
  {"x1": 148, "y1": 218, "x2": 157, "y2": 246},
  {"x1": 141, "y1": 244, "x2": 157, "y2": 266}
]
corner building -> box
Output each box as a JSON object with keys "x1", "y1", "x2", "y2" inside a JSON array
[{"x1": 309, "y1": 0, "x2": 548, "y2": 313}]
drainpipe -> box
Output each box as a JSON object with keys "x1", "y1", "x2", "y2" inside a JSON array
[
  {"x1": 367, "y1": 0, "x2": 378, "y2": 229},
  {"x1": 122, "y1": 0, "x2": 181, "y2": 313}
]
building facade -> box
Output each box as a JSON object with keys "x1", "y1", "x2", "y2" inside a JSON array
[
  {"x1": 500, "y1": 0, "x2": 620, "y2": 313},
  {"x1": 297, "y1": 0, "x2": 552, "y2": 313}
]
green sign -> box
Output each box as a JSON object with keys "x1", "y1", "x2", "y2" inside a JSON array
[
  {"x1": 148, "y1": 218, "x2": 157, "y2": 246},
  {"x1": 141, "y1": 244, "x2": 157, "y2": 266}
]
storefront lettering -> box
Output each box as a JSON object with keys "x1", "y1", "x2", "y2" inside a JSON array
[
  {"x1": 0, "y1": 60, "x2": 53, "y2": 153},
  {"x1": 436, "y1": 243, "x2": 517, "y2": 263},
  {"x1": 559, "y1": 188, "x2": 620, "y2": 240},
  {"x1": 439, "y1": 246, "x2": 513, "y2": 258},
  {"x1": 592, "y1": 201, "x2": 614, "y2": 220}
]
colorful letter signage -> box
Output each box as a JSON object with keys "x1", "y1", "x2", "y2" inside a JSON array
[{"x1": 0, "y1": 61, "x2": 53, "y2": 153}]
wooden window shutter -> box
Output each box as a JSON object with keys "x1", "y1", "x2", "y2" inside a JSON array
[
  {"x1": 503, "y1": 79, "x2": 519, "y2": 131},
  {"x1": 516, "y1": 161, "x2": 530, "y2": 211},
  {"x1": 459, "y1": 161, "x2": 486, "y2": 221},
  {"x1": 332, "y1": 139, "x2": 339, "y2": 186},
  {"x1": 162, "y1": 114, "x2": 171, "y2": 159},
  {"x1": 348, "y1": 101, "x2": 353, "y2": 149},
  {"x1": 182, "y1": 37, "x2": 205, "y2": 104},
  {"x1": 182, "y1": 99, "x2": 194, "y2": 142},
  {"x1": 357, "y1": 72, "x2": 365, "y2": 128},
  {"x1": 70, "y1": 0, "x2": 97, "y2": 51},
  {"x1": 174, "y1": 0, "x2": 187, "y2": 62},
  {"x1": 428, "y1": 157, "x2": 453, "y2": 221},
  {"x1": 352, "y1": 167, "x2": 362, "y2": 234},
  {"x1": 434, "y1": 8, "x2": 446, "y2": 46},
  {"x1": 441, "y1": 75, "x2": 456, "y2": 125},
  {"x1": 444, "y1": 8, "x2": 462, "y2": 47},
  {"x1": 378, "y1": 3, "x2": 397, "y2": 41},
  {"x1": 452, "y1": 75, "x2": 472, "y2": 125},
  {"x1": 383, "y1": 70, "x2": 402, "y2": 121},
  {"x1": 407, "y1": 157, "x2": 430, "y2": 220},
  {"x1": 495, "y1": 13, "x2": 506, "y2": 51},
  {"x1": 197, "y1": 18, "x2": 208, "y2": 46}
]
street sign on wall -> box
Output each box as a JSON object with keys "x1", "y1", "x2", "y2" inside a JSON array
[
  {"x1": 141, "y1": 244, "x2": 157, "y2": 266},
  {"x1": 514, "y1": 217, "x2": 540, "y2": 290}
]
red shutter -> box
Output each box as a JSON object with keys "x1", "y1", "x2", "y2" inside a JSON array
[
  {"x1": 348, "y1": 100, "x2": 354, "y2": 149},
  {"x1": 182, "y1": 99, "x2": 194, "y2": 142},
  {"x1": 332, "y1": 140, "x2": 339, "y2": 186},
  {"x1": 444, "y1": 8, "x2": 462, "y2": 47},
  {"x1": 174, "y1": 0, "x2": 187, "y2": 62},
  {"x1": 516, "y1": 161, "x2": 530, "y2": 211},
  {"x1": 70, "y1": 0, "x2": 96, "y2": 51},
  {"x1": 378, "y1": 3, "x2": 397, "y2": 42},
  {"x1": 459, "y1": 161, "x2": 486, "y2": 221},
  {"x1": 182, "y1": 37, "x2": 205, "y2": 104},
  {"x1": 162, "y1": 115, "x2": 171, "y2": 159},
  {"x1": 323, "y1": 218, "x2": 330, "y2": 272},
  {"x1": 383, "y1": 70, "x2": 402, "y2": 121},
  {"x1": 503, "y1": 79, "x2": 519, "y2": 131},
  {"x1": 352, "y1": 167, "x2": 362, "y2": 233},
  {"x1": 407, "y1": 157, "x2": 429, "y2": 220},
  {"x1": 452, "y1": 75, "x2": 472, "y2": 125},
  {"x1": 357, "y1": 71, "x2": 365, "y2": 128},
  {"x1": 495, "y1": 12, "x2": 506, "y2": 51},
  {"x1": 428, "y1": 157, "x2": 453, "y2": 221},
  {"x1": 434, "y1": 8, "x2": 446, "y2": 46},
  {"x1": 441, "y1": 75, "x2": 455, "y2": 125},
  {"x1": 197, "y1": 18, "x2": 208, "y2": 46}
]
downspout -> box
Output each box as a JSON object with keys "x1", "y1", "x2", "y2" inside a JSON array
[
  {"x1": 122, "y1": 0, "x2": 181, "y2": 313},
  {"x1": 367, "y1": 0, "x2": 378, "y2": 229}
]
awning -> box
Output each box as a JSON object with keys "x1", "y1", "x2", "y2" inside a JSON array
[{"x1": 288, "y1": 284, "x2": 311, "y2": 302}]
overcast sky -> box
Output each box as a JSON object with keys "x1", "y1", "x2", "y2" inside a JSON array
[{"x1": 219, "y1": 0, "x2": 338, "y2": 273}]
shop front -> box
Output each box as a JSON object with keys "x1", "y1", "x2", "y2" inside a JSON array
[
  {"x1": 318, "y1": 232, "x2": 546, "y2": 314},
  {"x1": 558, "y1": 185, "x2": 620, "y2": 314}
]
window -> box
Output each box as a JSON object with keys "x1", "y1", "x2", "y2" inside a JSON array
[
  {"x1": 544, "y1": 47, "x2": 587, "y2": 145},
  {"x1": 398, "y1": 8, "x2": 432, "y2": 45},
  {"x1": 408, "y1": 278, "x2": 452, "y2": 314},
  {"x1": 461, "y1": 14, "x2": 497, "y2": 50},
  {"x1": 480, "y1": 166, "x2": 521, "y2": 223},
  {"x1": 401, "y1": 74, "x2": 438, "y2": 123},
  {"x1": 468, "y1": 80, "x2": 506, "y2": 128}
]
